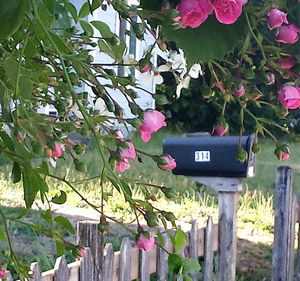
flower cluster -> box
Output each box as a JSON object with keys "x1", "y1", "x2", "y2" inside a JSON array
[{"x1": 176, "y1": 0, "x2": 247, "y2": 28}]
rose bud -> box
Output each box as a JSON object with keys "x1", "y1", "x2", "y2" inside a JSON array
[
  {"x1": 276, "y1": 24, "x2": 300, "y2": 44},
  {"x1": 135, "y1": 233, "x2": 155, "y2": 251},
  {"x1": 278, "y1": 85, "x2": 300, "y2": 109},
  {"x1": 278, "y1": 55, "x2": 295, "y2": 69},
  {"x1": 267, "y1": 8, "x2": 288, "y2": 29}
]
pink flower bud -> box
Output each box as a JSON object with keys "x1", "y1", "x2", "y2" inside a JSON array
[
  {"x1": 115, "y1": 159, "x2": 131, "y2": 173},
  {"x1": 280, "y1": 151, "x2": 289, "y2": 160},
  {"x1": 216, "y1": 81, "x2": 226, "y2": 93},
  {"x1": 140, "y1": 63, "x2": 151, "y2": 73},
  {"x1": 79, "y1": 248, "x2": 86, "y2": 258},
  {"x1": 233, "y1": 83, "x2": 246, "y2": 97},
  {"x1": 215, "y1": 123, "x2": 229, "y2": 136},
  {"x1": 176, "y1": 0, "x2": 213, "y2": 28},
  {"x1": 278, "y1": 55, "x2": 295, "y2": 69},
  {"x1": 276, "y1": 24, "x2": 300, "y2": 44},
  {"x1": 51, "y1": 143, "x2": 63, "y2": 158},
  {"x1": 253, "y1": 94, "x2": 262, "y2": 100},
  {"x1": 158, "y1": 155, "x2": 177, "y2": 170},
  {"x1": 0, "y1": 267, "x2": 6, "y2": 278},
  {"x1": 210, "y1": 0, "x2": 244, "y2": 24},
  {"x1": 116, "y1": 130, "x2": 124, "y2": 141},
  {"x1": 139, "y1": 110, "x2": 167, "y2": 142},
  {"x1": 135, "y1": 233, "x2": 155, "y2": 251},
  {"x1": 267, "y1": 8, "x2": 288, "y2": 29},
  {"x1": 120, "y1": 142, "x2": 136, "y2": 160},
  {"x1": 18, "y1": 133, "x2": 24, "y2": 142},
  {"x1": 278, "y1": 85, "x2": 300, "y2": 109}
]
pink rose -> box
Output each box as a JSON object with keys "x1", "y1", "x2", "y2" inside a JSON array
[
  {"x1": 139, "y1": 110, "x2": 167, "y2": 142},
  {"x1": 276, "y1": 24, "x2": 300, "y2": 44},
  {"x1": 209, "y1": 0, "x2": 244, "y2": 24},
  {"x1": 278, "y1": 85, "x2": 300, "y2": 109},
  {"x1": 51, "y1": 143, "x2": 63, "y2": 158},
  {"x1": 0, "y1": 268, "x2": 5, "y2": 278},
  {"x1": 280, "y1": 152, "x2": 289, "y2": 160},
  {"x1": 79, "y1": 248, "x2": 86, "y2": 258},
  {"x1": 266, "y1": 73, "x2": 275, "y2": 85},
  {"x1": 120, "y1": 141, "x2": 136, "y2": 160},
  {"x1": 158, "y1": 155, "x2": 177, "y2": 170},
  {"x1": 135, "y1": 233, "x2": 155, "y2": 251},
  {"x1": 176, "y1": 0, "x2": 213, "y2": 28},
  {"x1": 278, "y1": 55, "x2": 295, "y2": 69},
  {"x1": 267, "y1": 8, "x2": 288, "y2": 29},
  {"x1": 215, "y1": 123, "x2": 229, "y2": 136},
  {"x1": 115, "y1": 159, "x2": 131, "y2": 173},
  {"x1": 232, "y1": 83, "x2": 246, "y2": 97}
]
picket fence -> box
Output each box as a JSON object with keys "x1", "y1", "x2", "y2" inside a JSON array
[{"x1": 6, "y1": 219, "x2": 220, "y2": 281}]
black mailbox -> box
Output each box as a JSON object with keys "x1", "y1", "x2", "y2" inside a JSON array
[{"x1": 163, "y1": 135, "x2": 255, "y2": 178}]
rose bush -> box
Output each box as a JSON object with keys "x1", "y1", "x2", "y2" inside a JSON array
[{"x1": 0, "y1": 0, "x2": 299, "y2": 279}]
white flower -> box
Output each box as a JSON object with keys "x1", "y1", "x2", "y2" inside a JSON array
[
  {"x1": 142, "y1": 64, "x2": 171, "y2": 86},
  {"x1": 123, "y1": 54, "x2": 136, "y2": 76},
  {"x1": 176, "y1": 76, "x2": 191, "y2": 98},
  {"x1": 189, "y1": 63, "x2": 202, "y2": 79}
]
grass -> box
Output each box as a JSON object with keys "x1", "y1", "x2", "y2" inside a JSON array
[{"x1": 0, "y1": 129, "x2": 299, "y2": 280}]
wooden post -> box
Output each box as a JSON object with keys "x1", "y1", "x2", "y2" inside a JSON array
[
  {"x1": 192, "y1": 177, "x2": 242, "y2": 281},
  {"x1": 272, "y1": 166, "x2": 293, "y2": 281},
  {"x1": 216, "y1": 191, "x2": 239, "y2": 281},
  {"x1": 102, "y1": 243, "x2": 114, "y2": 281},
  {"x1": 77, "y1": 220, "x2": 104, "y2": 281}
]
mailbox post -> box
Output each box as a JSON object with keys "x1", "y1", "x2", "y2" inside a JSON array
[{"x1": 163, "y1": 135, "x2": 256, "y2": 281}]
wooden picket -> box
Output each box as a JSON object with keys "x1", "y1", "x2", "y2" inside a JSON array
[{"x1": 10, "y1": 217, "x2": 221, "y2": 281}]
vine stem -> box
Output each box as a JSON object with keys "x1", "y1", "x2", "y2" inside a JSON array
[{"x1": 245, "y1": 12, "x2": 267, "y2": 61}]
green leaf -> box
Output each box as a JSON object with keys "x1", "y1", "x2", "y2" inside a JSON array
[
  {"x1": 175, "y1": 229, "x2": 188, "y2": 252},
  {"x1": 12, "y1": 162, "x2": 21, "y2": 183},
  {"x1": 51, "y1": 191, "x2": 67, "y2": 204},
  {"x1": 0, "y1": 132, "x2": 14, "y2": 152},
  {"x1": 91, "y1": 0, "x2": 103, "y2": 11},
  {"x1": 140, "y1": 0, "x2": 165, "y2": 10},
  {"x1": 168, "y1": 253, "x2": 184, "y2": 274},
  {"x1": 162, "y1": 14, "x2": 247, "y2": 66},
  {"x1": 79, "y1": 2, "x2": 90, "y2": 18},
  {"x1": 56, "y1": 239, "x2": 65, "y2": 257},
  {"x1": 0, "y1": 226, "x2": 7, "y2": 242},
  {"x1": 63, "y1": 2, "x2": 78, "y2": 23},
  {"x1": 157, "y1": 230, "x2": 164, "y2": 246},
  {"x1": 54, "y1": 216, "x2": 75, "y2": 234},
  {"x1": 80, "y1": 20, "x2": 94, "y2": 36},
  {"x1": 22, "y1": 166, "x2": 37, "y2": 209},
  {"x1": 182, "y1": 258, "x2": 201, "y2": 275},
  {"x1": 107, "y1": 176, "x2": 120, "y2": 192},
  {"x1": 41, "y1": 210, "x2": 53, "y2": 225}
]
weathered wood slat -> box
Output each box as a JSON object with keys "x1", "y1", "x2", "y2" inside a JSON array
[
  {"x1": 287, "y1": 195, "x2": 297, "y2": 281},
  {"x1": 157, "y1": 232, "x2": 169, "y2": 281},
  {"x1": 54, "y1": 256, "x2": 68, "y2": 281},
  {"x1": 139, "y1": 248, "x2": 150, "y2": 281},
  {"x1": 79, "y1": 247, "x2": 93, "y2": 281},
  {"x1": 204, "y1": 216, "x2": 214, "y2": 281},
  {"x1": 119, "y1": 237, "x2": 131, "y2": 281},
  {"x1": 102, "y1": 243, "x2": 114, "y2": 281},
  {"x1": 30, "y1": 262, "x2": 42, "y2": 281},
  {"x1": 272, "y1": 166, "x2": 292, "y2": 281},
  {"x1": 77, "y1": 220, "x2": 104, "y2": 281},
  {"x1": 217, "y1": 191, "x2": 239, "y2": 281},
  {"x1": 295, "y1": 219, "x2": 300, "y2": 280},
  {"x1": 189, "y1": 220, "x2": 200, "y2": 281}
]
